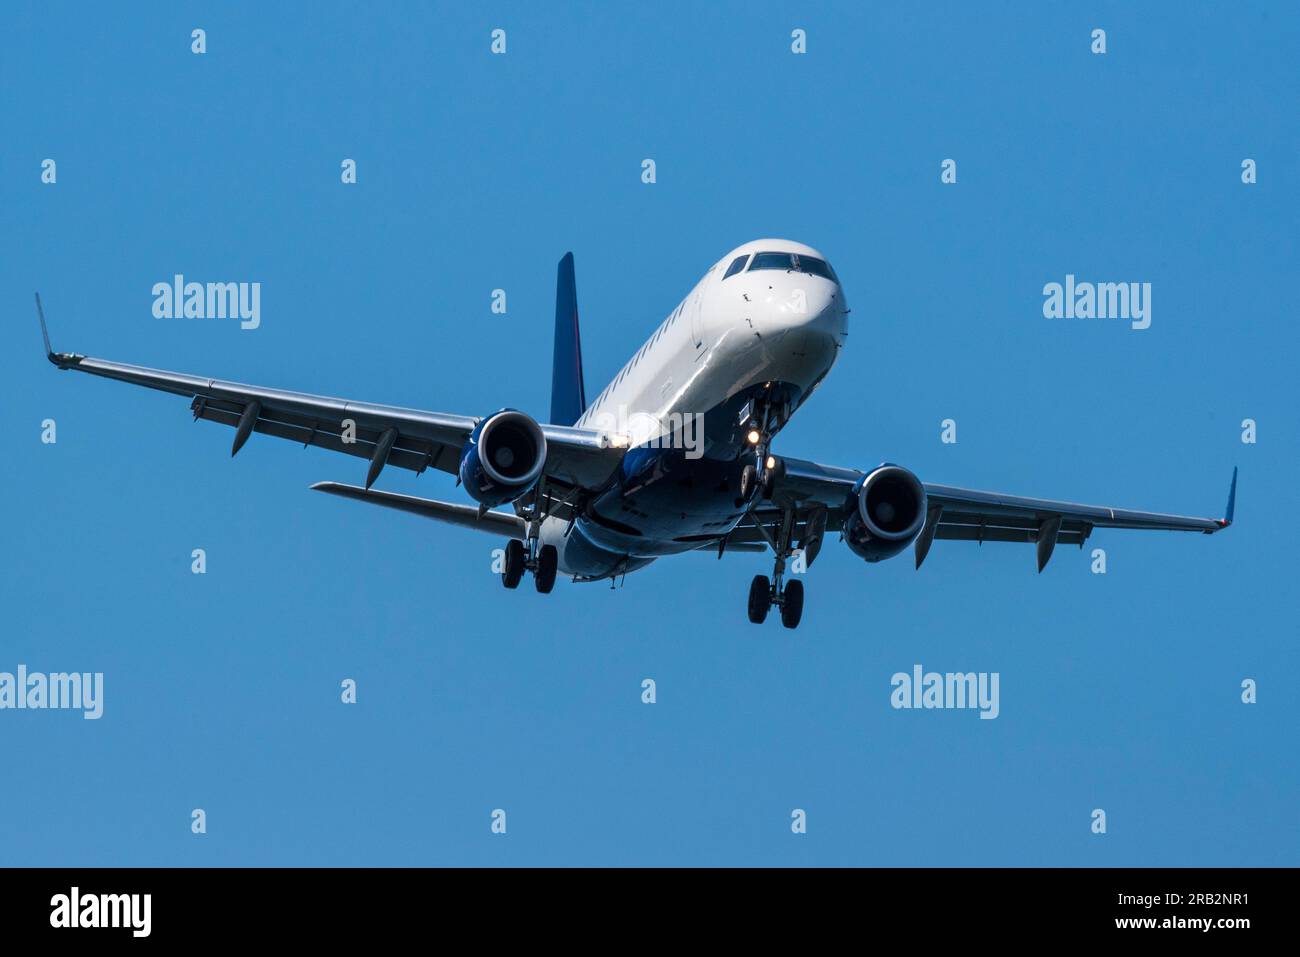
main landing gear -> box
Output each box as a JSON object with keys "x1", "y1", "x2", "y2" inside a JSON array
[
  {"x1": 501, "y1": 485, "x2": 558, "y2": 593},
  {"x1": 747, "y1": 575, "x2": 803, "y2": 629},
  {"x1": 746, "y1": 506, "x2": 805, "y2": 630},
  {"x1": 501, "y1": 537, "x2": 558, "y2": 593}
]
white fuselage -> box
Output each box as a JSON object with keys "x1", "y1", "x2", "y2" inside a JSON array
[{"x1": 543, "y1": 239, "x2": 850, "y2": 578}]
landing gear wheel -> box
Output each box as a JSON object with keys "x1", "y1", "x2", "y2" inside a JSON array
[
  {"x1": 739, "y1": 464, "x2": 757, "y2": 501},
  {"x1": 502, "y1": 539, "x2": 525, "y2": 589},
  {"x1": 747, "y1": 574, "x2": 771, "y2": 624},
  {"x1": 534, "y1": 543, "x2": 558, "y2": 594},
  {"x1": 780, "y1": 579, "x2": 804, "y2": 630}
]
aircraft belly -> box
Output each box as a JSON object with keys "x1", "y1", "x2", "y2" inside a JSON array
[{"x1": 577, "y1": 447, "x2": 748, "y2": 559}]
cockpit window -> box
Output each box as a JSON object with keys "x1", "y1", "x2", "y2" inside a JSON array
[
  {"x1": 747, "y1": 251, "x2": 838, "y2": 282},
  {"x1": 794, "y1": 255, "x2": 836, "y2": 282},
  {"x1": 748, "y1": 252, "x2": 795, "y2": 272},
  {"x1": 722, "y1": 255, "x2": 749, "y2": 279}
]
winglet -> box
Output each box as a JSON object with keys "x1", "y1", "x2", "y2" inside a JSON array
[
  {"x1": 1220, "y1": 466, "x2": 1237, "y2": 528},
  {"x1": 35, "y1": 293, "x2": 81, "y2": 368},
  {"x1": 35, "y1": 292, "x2": 54, "y2": 360}
]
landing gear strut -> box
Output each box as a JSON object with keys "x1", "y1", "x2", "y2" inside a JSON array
[{"x1": 746, "y1": 505, "x2": 806, "y2": 630}]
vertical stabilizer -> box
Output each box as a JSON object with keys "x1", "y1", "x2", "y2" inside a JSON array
[{"x1": 550, "y1": 252, "x2": 587, "y2": 426}]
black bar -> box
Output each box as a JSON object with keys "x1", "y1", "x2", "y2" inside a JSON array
[{"x1": 0, "y1": 866, "x2": 1284, "y2": 943}]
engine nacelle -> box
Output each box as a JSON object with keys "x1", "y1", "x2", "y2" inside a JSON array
[
  {"x1": 843, "y1": 464, "x2": 927, "y2": 562},
  {"x1": 458, "y1": 410, "x2": 548, "y2": 507}
]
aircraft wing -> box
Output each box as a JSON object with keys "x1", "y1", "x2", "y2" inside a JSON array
[
  {"x1": 746, "y1": 455, "x2": 1235, "y2": 572},
  {"x1": 310, "y1": 483, "x2": 528, "y2": 537},
  {"x1": 37, "y1": 296, "x2": 625, "y2": 493}
]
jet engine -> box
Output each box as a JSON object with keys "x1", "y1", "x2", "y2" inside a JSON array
[
  {"x1": 458, "y1": 410, "x2": 548, "y2": 507},
  {"x1": 843, "y1": 464, "x2": 927, "y2": 562}
]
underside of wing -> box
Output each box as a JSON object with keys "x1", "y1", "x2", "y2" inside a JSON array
[
  {"x1": 762, "y1": 451, "x2": 1235, "y2": 573},
  {"x1": 192, "y1": 390, "x2": 469, "y2": 477},
  {"x1": 38, "y1": 296, "x2": 625, "y2": 497},
  {"x1": 47, "y1": 346, "x2": 479, "y2": 484},
  {"x1": 311, "y1": 483, "x2": 526, "y2": 538},
  {"x1": 920, "y1": 472, "x2": 1235, "y2": 571}
]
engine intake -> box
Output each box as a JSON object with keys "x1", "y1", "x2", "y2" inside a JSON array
[
  {"x1": 843, "y1": 464, "x2": 927, "y2": 562},
  {"x1": 458, "y1": 410, "x2": 547, "y2": 507}
]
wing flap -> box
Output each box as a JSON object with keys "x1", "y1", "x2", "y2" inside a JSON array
[
  {"x1": 192, "y1": 396, "x2": 458, "y2": 475},
  {"x1": 933, "y1": 524, "x2": 1089, "y2": 546}
]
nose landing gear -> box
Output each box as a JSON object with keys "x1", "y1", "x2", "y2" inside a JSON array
[{"x1": 736, "y1": 390, "x2": 788, "y2": 507}]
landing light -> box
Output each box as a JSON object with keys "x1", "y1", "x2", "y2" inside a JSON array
[
  {"x1": 747, "y1": 429, "x2": 761, "y2": 445},
  {"x1": 766, "y1": 455, "x2": 776, "y2": 470}
]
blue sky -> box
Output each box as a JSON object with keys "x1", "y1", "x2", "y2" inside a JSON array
[{"x1": 2, "y1": 1, "x2": 1296, "y2": 866}]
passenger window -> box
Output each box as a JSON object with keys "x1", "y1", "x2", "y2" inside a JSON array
[{"x1": 722, "y1": 255, "x2": 749, "y2": 279}]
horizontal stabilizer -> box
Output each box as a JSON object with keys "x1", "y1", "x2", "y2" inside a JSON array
[{"x1": 311, "y1": 482, "x2": 525, "y2": 538}]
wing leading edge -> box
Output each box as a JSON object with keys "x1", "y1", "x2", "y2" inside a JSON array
[{"x1": 36, "y1": 294, "x2": 624, "y2": 494}]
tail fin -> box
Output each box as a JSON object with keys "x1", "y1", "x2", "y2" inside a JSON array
[{"x1": 550, "y1": 252, "x2": 587, "y2": 426}]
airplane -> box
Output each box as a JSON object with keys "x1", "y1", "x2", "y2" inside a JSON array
[{"x1": 35, "y1": 239, "x2": 1236, "y2": 629}]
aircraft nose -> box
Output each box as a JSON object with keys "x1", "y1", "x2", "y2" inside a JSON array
[{"x1": 763, "y1": 273, "x2": 843, "y2": 335}]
